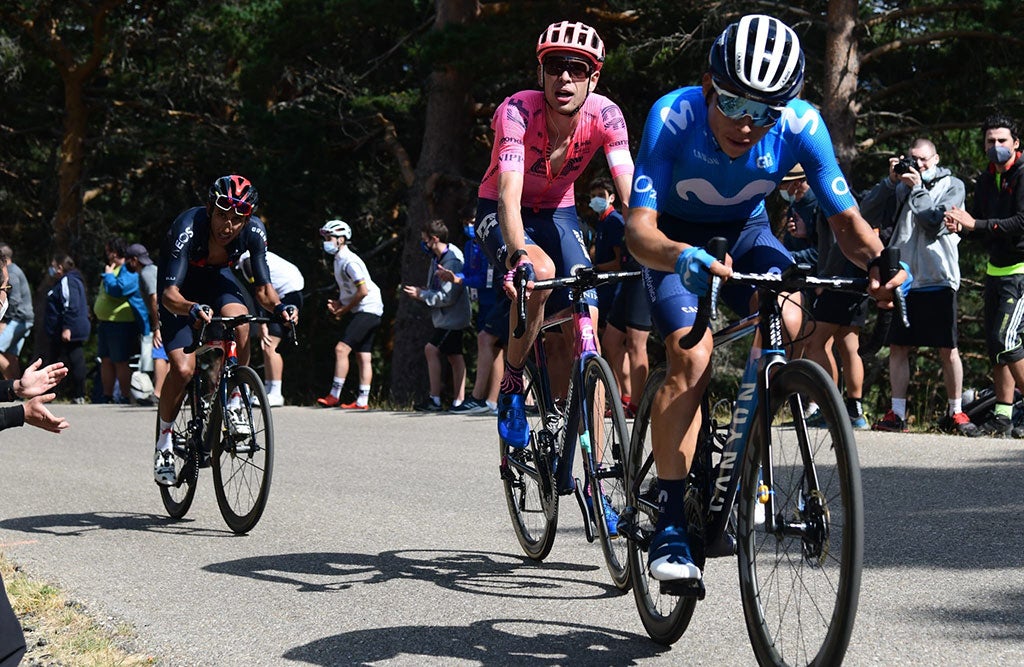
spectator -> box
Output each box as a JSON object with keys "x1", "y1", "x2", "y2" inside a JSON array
[
  {"x1": 316, "y1": 220, "x2": 384, "y2": 410},
  {"x1": 0, "y1": 243, "x2": 34, "y2": 380},
  {"x1": 860, "y1": 138, "x2": 973, "y2": 434},
  {"x1": 945, "y1": 114, "x2": 1024, "y2": 437},
  {"x1": 403, "y1": 219, "x2": 471, "y2": 412},
  {"x1": 239, "y1": 249, "x2": 304, "y2": 407},
  {"x1": 43, "y1": 255, "x2": 90, "y2": 404},
  {"x1": 796, "y1": 172, "x2": 871, "y2": 430},
  {"x1": 589, "y1": 177, "x2": 650, "y2": 416},
  {"x1": 0, "y1": 277, "x2": 69, "y2": 666},
  {"x1": 93, "y1": 237, "x2": 150, "y2": 403},
  {"x1": 125, "y1": 243, "x2": 166, "y2": 402},
  {"x1": 436, "y1": 204, "x2": 505, "y2": 415},
  {"x1": 777, "y1": 165, "x2": 820, "y2": 361}
]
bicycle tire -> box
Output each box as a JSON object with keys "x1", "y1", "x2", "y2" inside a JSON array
[
  {"x1": 500, "y1": 359, "x2": 558, "y2": 560},
  {"x1": 157, "y1": 385, "x2": 199, "y2": 519},
  {"x1": 737, "y1": 359, "x2": 863, "y2": 666},
  {"x1": 582, "y1": 355, "x2": 631, "y2": 591},
  {"x1": 626, "y1": 364, "x2": 698, "y2": 645},
  {"x1": 209, "y1": 365, "x2": 274, "y2": 534}
]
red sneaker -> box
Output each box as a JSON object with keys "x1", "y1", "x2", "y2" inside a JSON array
[
  {"x1": 316, "y1": 394, "x2": 341, "y2": 408},
  {"x1": 340, "y1": 401, "x2": 369, "y2": 410}
]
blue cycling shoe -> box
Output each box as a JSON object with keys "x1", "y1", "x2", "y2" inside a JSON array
[
  {"x1": 587, "y1": 493, "x2": 619, "y2": 537},
  {"x1": 648, "y1": 524, "x2": 702, "y2": 581},
  {"x1": 498, "y1": 392, "x2": 529, "y2": 450}
]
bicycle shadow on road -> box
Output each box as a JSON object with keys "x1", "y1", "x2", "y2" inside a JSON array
[
  {"x1": 282, "y1": 618, "x2": 665, "y2": 665},
  {"x1": 0, "y1": 511, "x2": 231, "y2": 538},
  {"x1": 203, "y1": 548, "x2": 625, "y2": 600}
]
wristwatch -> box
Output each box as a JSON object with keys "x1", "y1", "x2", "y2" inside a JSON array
[{"x1": 507, "y1": 248, "x2": 528, "y2": 270}]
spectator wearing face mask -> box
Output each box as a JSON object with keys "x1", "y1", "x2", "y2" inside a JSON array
[
  {"x1": 944, "y1": 115, "x2": 1024, "y2": 437},
  {"x1": 861, "y1": 138, "x2": 971, "y2": 435}
]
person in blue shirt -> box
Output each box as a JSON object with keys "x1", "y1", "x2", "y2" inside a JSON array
[{"x1": 624, "y1": 14, "x2": 907, "y2": 584}]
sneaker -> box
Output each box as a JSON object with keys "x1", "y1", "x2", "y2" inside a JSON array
[
  {"x1": 72, "y1": 397, "x2": 86, "y2": 405},
  {"x1": 250, "y1": 393, "x2": 261, "y2": 407},
  {"x1": 226, "y1": 406, "x2": 252, "y2": 440},
  {"x1": 969, "y1": 413, "x2": 1012, "y2": 438},
  {"x1": 586, "y1": 494, "x2": 619, "y2": 537},
  {"x1": 949, "y1": 411, "x2": 979, "y2": 437},
  {"x1": 850, "y1": 415, "x2": 869, "y2": 430},
  {"x1": 497, "y1": 392, "x2": 529, "y2": 449},
  {"x1": 648, "y1": 524, "x2": 702, "y2": 581},
  {"x1": 805, "y1": 408, "x2": 827, "y2": 428},
  {"x1": 414, "y1": 399, "x2": 443, "y2": 413},
  {"x1": 1012, "y1": 426, "x2": 1024, "y2": 439},
  {"x1": 448, "y1": 401, "x2": 475, "y2": 414},
  {"x1": 266, "y1": 393, "x2": 284, "y2": 408},
  {"x1": 340, "y1": 401, "x2": 369, "y2": 411},
  {"x1": 154, "y1": 450, "x2": 176, "y2": 486},
  {"x1": 460, "y1": 398, "x2": 492, "y2": 415},
  {"x1": 872, "y1": 410, "x2": 908, "y2": 433},
  {"x1": 317, "y1": 394, "x2": 341, "y2": 408}
]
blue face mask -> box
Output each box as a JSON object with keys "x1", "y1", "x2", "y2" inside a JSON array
[
  {"x1": 779, "y1": 190, "x2": 795, "y2": 203},
  {"x1": 48, "y1": 266, "x2": 58, "y2": 277},
  {"x1": 463, "y1": 224, "x2": 475, "y2": 239},
  {"x1": 589, "y1": 196, "x2": 608, "y2": 214},
  {"x1": 420, "y1": 240, "x2": 433, "y2": 255},
  {"x1": 988, "y1": 145, "x2": 1013, "y2": 165},
  {"x1": 322, "y1": 240, "x2": 340, "y2": 255}
]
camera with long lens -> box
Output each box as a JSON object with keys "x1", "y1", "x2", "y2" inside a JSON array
[{"x1": 892, "y1": 155, "x2": 917, "y2": 176}]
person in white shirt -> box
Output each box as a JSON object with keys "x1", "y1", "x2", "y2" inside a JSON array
[
  {"x1": 316, "y1": 220, "x2": 384, "y2": 410},
  {"x1": 239, "y1": 249, "x2": 305, "y2": 406}
]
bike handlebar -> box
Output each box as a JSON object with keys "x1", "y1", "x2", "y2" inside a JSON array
[
  {"x1": 512, "y1": 267, "x2": 642, "y2": 340},
  {"x1": 678, "y1": 236, "x2": 909, "y2": 349},
  {"x1": 184, "y1": 313, "x2": 298, "y2": 354}
]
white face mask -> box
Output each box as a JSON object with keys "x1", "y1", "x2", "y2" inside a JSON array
[
  {"x1": 779, "y1": 190, "x2": 795, "y2": 203},
  {"x1": 322, "y1": 240, "x2": 340, "y2": 255},
  {"x1": 920, "y1": 167, "x2": 938, "y2": 183},
  {"x1": 0, "y1": 294, "x2": 7, "y2": 321}
]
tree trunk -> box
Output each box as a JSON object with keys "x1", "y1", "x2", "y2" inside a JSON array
[
  {"x1": 54, "y1": 75, "x2": 88, "y2": 255},
  {"x1": 388, "y1": 0, "x2": 478, "y2": 404},
  {"x1": 823, "y1": 0, "x2": 861, "y2": 174}
]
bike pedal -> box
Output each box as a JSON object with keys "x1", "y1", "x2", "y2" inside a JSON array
[{"x1": 658, "y1": 578, "x2": 706, "y2": 600}]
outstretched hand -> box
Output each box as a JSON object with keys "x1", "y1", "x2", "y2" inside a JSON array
[
  {"x1": 16, "y1": 358, "x2": 68, "y2": 399},
  {"x1": 23, "y1": 393, "x2": 69, "y2": 434}
]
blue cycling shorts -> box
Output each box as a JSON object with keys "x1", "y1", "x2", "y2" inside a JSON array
[{"x1": 643, "y1": 213, "x2": 793, "y2": 338}]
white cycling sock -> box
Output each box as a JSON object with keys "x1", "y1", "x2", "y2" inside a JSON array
[
  {"x1": 948, "y1": 398, "x2": 962, "y2": 416},
  {"x1": 157, "y1": 419, "x2": 174, "y2": 452},
  {"x1": 356, "y1": 384, "x2": 370, "y2": 407},
  {"x1": 892, "y1": 398, "x2": 907, "y2": 420},
  {"x1": 331, "y1": 377, "x2": 345, "y2": 399},
  {"x1": 267, "y1": 380, "x2": 282, "y2": 397}
]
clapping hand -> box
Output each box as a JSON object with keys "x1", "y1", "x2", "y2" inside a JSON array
[
  {"x1": 23, "y1": 394, "x2": 69, "y2": 434},
  {"x1": 16, "y1": 358, "x2": 68, "y2": 399}
]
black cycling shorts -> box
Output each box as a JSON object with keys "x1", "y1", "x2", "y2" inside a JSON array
[
  {"x1": 340, "y1": 312, "x2": 382, "y2": 354},
  {"x1": 886, "y1": 288, "x2": 957, "y2": 349}
]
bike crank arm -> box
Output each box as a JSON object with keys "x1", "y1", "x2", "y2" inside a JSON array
[{"x1": 573, "y1": 478, "x2": 596, "y2": 543}]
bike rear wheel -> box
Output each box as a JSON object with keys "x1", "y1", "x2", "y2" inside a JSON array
[
  {"x1": 625, "y1": 365, "x2": 697, "y2": 645},
  {"x1": 209, "y1": 365, "x2": 274, "y2": 534},
  {"x1": 737, "y1": 359, "x2": 863, "y2": 666},
  {"x1": 583, "y1": 355, "x2": 631, "y2": 591},
  {"x1": 500, "y1": 360, "x2": 558, "y2": 560},
  {"x1": 158, "y1": 384, "x2": 200, "y2": 519}
]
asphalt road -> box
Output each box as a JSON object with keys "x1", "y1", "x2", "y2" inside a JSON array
[{"x1": 1, "y1": 403, "x2": 1023, "y2": 666}]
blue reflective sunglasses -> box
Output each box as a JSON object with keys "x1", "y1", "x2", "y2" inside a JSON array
[{"x1": 711, "y1": 79, "x2": 785, "y2": 127}]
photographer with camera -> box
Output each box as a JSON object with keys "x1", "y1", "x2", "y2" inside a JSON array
[{"x1": 861, "y1": 138, "x2": 972, "y2": 434}]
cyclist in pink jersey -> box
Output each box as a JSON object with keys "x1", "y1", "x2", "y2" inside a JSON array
[{"x1": 474, "y1": 20, "x2": 634, "y2": 450}]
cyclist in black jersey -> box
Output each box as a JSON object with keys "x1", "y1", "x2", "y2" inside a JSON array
[{"x1": 153, "y1": 175, "x2": 298, "y2": 486}]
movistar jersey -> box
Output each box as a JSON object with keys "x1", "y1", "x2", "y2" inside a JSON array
[{"x1": 630, "y1": 87, "x2": 856, "y2": 226}]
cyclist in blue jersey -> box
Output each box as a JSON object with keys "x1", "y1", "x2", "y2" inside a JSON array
[
  {"x1": 624, "y1": 15, "x2": 908, "y2": 584},
  {"x1": 153, "y1": 175, "x2": 298, "y2": 486}
]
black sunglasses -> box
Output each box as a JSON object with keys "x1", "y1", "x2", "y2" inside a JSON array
[{"x1": 542, "y1": 57, "x2": 592, "y2": 81}]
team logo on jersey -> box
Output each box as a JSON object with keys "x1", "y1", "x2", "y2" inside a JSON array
[
  {"x1": 601, "y1": 105, "x2": 626, "y2": 131},
  {"x1": 633, "y1": 175, "x2": 656, "y2": 196},
  {"x1": 781, "y1": 106, "x2": 820, "y2": 136},
  {"x1": 661, "y1": 100, "x2": 695, "y2": 135},
  {"x1": 832, "y1": 176, "x2": 851, "y2": 197},
  {"x1": 756, "y1": 154, "x2": 775, "y2": 170},
  {"x1": 249, "y1": 223, "x2": 268, "y2": 246},
  {"x1": 174, "y1": 226, "x2": 194, "y2": 251},
  {"x1": 506, "y1": 98, "x2": 529, "y2": 130},
  {"x1": 477, "y1": 212, "x2": 499, "y2": 241},
  {"x1": 675, "y1": 179, "x2": 775, "y2": 206}
]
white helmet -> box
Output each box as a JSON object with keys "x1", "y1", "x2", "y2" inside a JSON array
[
  {"x1": 320, "y1": 219, "x2": 352, "y2": 240},
  {"x1": 130, "y1": 371, "x2": 154, "y2": 402}
]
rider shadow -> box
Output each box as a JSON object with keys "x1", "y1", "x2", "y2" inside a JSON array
[
  {"x1": 0, "y1": 511, "x2": 230, "y2": 538},
  {"x1": 281, "y1": 618, "x2": 665, "y2": 665},
  {"x1": 862, "y1": 448, "x2": 1024, "y2": 571},
  {"x1": 203, "y1": 548, "x2": 622, "y2": 600}
]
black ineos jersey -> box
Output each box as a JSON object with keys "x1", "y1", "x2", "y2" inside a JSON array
[{"x1": 160, "y1": 206, "x2": 272, "y2": 288}]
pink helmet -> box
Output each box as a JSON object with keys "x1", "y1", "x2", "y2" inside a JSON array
[{"x1": 537, "y1": 21, "x2": 605, "y2": 71}]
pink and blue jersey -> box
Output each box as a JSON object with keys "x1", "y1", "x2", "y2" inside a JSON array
[
  {"x1": 478, "y1": 90, "x2": 633, "y2": 209},
  {"x1": 630, "y1": 87, "x2": 856, "y2": 226}
]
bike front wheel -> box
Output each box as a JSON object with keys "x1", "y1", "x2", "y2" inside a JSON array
[
  {"x1": 209, "y1": 365, "x2": 274, "y2": 534},
  {"x1": 625, "y1": 364, "x2": 697, "y2": 645},
  {"x1": 500, "y1": 359, "x2": 558, "y2": 560},
  {"x1": 158, "y1": 384, "x2": 199, "y2": 519},
  {"x1": 583, "y1": 355, "x2": 631, "y2": 591},
  {"x1": 737, "y1": 359, "x2": 863, "y2": 666}
]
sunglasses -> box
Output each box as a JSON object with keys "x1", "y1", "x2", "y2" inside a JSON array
[
  {"x1": 0, "y1": 283, "x2": 10, "y2": 293},
  {"x1": 542, "y1": 57, "x2": 593, "y2": 82},
  {"x1": 213, "y1": 194, "x2": 254, "y2": 217},
  {"x1": 711, "y1": 79, "x2": 785, "y2": 128}
]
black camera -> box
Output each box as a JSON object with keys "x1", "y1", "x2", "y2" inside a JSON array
[{"x1": 892, "y1": 156, "x2": 917, "y2": 176}]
